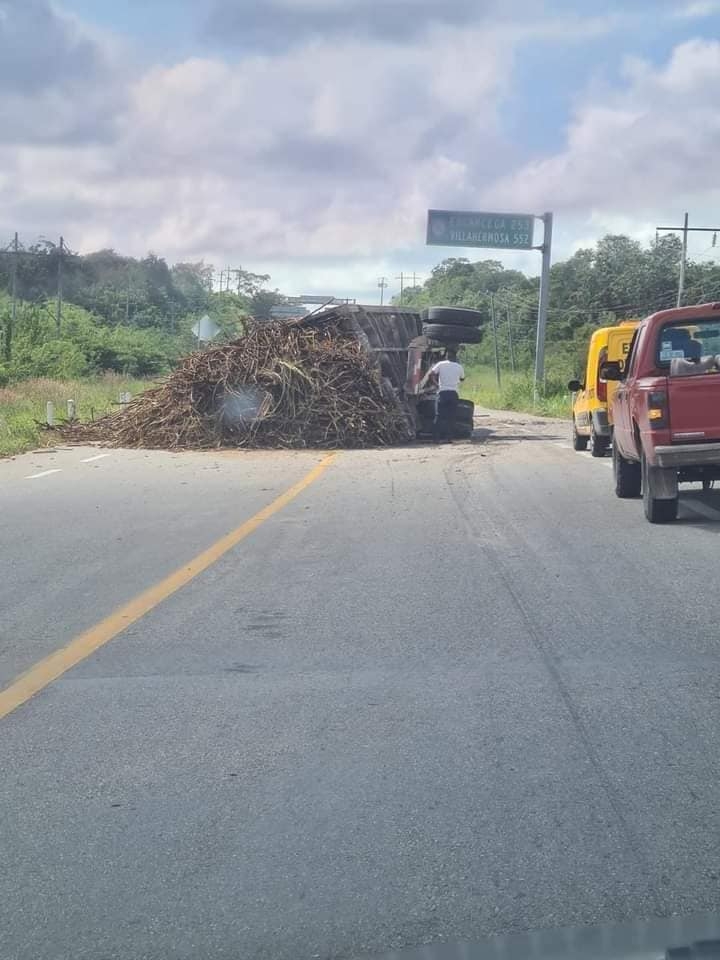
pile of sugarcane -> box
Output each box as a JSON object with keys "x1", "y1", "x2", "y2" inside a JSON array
[{"x1": 59, "y1": 321, "x2": 413, "y2": 449}]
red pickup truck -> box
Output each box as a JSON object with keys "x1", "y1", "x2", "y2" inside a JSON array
[{"x1": 604, "y1": 303, "x2": 720, "y2": 523}]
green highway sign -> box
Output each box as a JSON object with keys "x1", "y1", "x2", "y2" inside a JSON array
[{"x1": 427, "y1": 210, "x2": 535, "y2": 250}]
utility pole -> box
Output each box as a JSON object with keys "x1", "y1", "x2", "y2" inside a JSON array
[
  {"x1": 6, "y1": 232, "x2": 18, "y2": 362},
  {"x1": 56, "y1": 236, "x2": 64, "y2": 335},
  {"x1": 506, "y1": 300, "x2": 516, "y2": 373},
  {"x1": 656, "y1": 214, "x2": 720, "y2": 307},
  {"x1": 534, "y1": 212, "x2": 553, "y2": 402},
  {"x1": 678, "y1": 211, "x2": 688, "y2": 308},
  {"x1": 489, "y1": 292, "x2": 501, "y2": 389},
  {"x1": 125, "y1": 266, "x2": 131, "y2": 324},
  {"x1": 378, "y1": 277, "x2": 389, "y2": 306},
  {"x1": 395, "y1": 271, "x2": 422, "y2": 305}
]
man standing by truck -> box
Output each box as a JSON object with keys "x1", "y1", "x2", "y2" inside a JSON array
[{"x1": 427, "y1": 348, "x2": 465, "y2": 442}]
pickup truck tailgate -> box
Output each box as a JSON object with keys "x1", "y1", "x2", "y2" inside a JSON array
[{"x1": 668, "y1": 374, "x2": 720, "y2": 441}]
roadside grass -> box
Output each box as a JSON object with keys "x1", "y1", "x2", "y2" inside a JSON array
[
  {"x1": 0, "y1": 374, "x2": 151, "y2": 458},
  {"x1": 462, "y1": 365, "x2": 571, "y2": 419}
]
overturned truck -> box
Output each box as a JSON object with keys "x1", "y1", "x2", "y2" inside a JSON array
[
  {"x1": 300, "y1": 303, "x2": 484, "y2": 441},
  {"x1": 57, "y1": 303, "x2": 484, "y2": 450}
]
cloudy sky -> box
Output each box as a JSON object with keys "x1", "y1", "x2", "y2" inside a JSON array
[{"x1": 2, "y1": 0, "x2": 720, "y2": 301}]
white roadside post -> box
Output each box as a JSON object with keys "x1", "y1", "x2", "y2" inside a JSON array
[
  {"x1": 46, "y1": 402, "x2": 55, "y2": 427},
  {"x1": 67, "y1": 399, "x2": 76, "y2": 421}
]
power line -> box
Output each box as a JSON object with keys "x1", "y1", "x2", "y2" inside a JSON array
[
  {"x1": 656, "y1": 213, "x2": 720, "y2": 306},
  {"x1": 395, "y1": 271, "x2": 422, "y2": 305}
]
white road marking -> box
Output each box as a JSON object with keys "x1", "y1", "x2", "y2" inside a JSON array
[
  {"x1": 25, "y1": 469, "x2": 62, "y2": 481},
  {"x1": 684, "y1": 500, "x2": 720, "y2": 522},
  {"x1": 80, "y1": 454, "x2": 110, "y2": 464}
]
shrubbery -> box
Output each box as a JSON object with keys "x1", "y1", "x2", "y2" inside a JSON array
[{"x1": 0, "y1": 298, "x2": 180, "y2": 383}]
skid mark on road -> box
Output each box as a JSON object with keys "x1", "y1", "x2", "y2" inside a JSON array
[
  {"x1": 0, "y1": 453, "x2": 338, "y2": 722},
  {"x1": 442, "y1": 454, "x2": 667, "y2": 914}
]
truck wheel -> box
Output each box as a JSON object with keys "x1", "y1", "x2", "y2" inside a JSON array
[
  {"x1": 591, "y1": 430, "x2": 610, "y2": 458},
  {"x1": 417, "y1": 398, "x2": 436, "y2": 419},
  {"x1": 452, "y1": 421, "x2": 473, "y2": 440},
  {"x1": 422, "y1": 307, "x2": 483, "y2": 328},
  {"x1": 457, "y1": 400, "x2": 474, "y2": 423},
  {"x1": 422, "y1": 323, "x2": 483, "y2": 344},
  {"x1": 642, "y1": 453, "x2": 678, "y2": 523},
  {"x1": 613, "y1": 442, "x2": 641, "y2": 498},
  {"x1": 572, "y1": 419, "x2": 589, "y2": 451}
]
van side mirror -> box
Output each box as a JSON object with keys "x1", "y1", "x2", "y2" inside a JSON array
[
  {"x1": 599, "y1": 361, "x2": 623, "y2": 381},
  {"x1": 567, "y1": 379, "x2": 583, "y2": 392}
]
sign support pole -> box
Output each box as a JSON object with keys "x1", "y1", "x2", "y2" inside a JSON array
[{"x1": 533, "y1": 212, "x2": 553, "y2": 404}]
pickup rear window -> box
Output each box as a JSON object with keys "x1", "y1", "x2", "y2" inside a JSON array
[{"x1": 656, "y1": 318, "x2": 720, "y2": 367}]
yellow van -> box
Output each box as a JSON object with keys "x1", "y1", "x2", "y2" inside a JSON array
[{"x1": 568, "y1": 320, "x2": 639, "y2": 456}]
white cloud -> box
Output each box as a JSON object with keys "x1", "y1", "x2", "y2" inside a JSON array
[
  {"x1": 671, "y1": 0, "x2": 720, "y2": 18},
  {"x1": 0, "y1": 0, "x2": 124, "y2": 144},
  {"x1": 3, "y1": 2, "x2": 719, "y2": 298},
  {"x1": 483, "y1": 39, "x2": 720, "y2": 224},
  {"x1": 1, "y1": 19, "x2": 519, "y2": 268}
]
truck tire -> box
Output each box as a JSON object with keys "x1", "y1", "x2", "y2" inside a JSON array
[
  {"x1": 572, "y1": 418, "x2": 589, "y2": 451},
  {"x1": 423, "y1": 323, "x2": 483, "y2": 344},
  {"x1": 457, "y1": 399, "x2": 475, "y2": 423},
  {"x1": 422, "y1": 306, "x2": 483, "y2": 328},
  {"x1": 417, "y1": 397, "x2": 436, "y2": 419},
  {"x1": 613, "y1": 442, "x2": 641, "y2": 498},
  {"x1": 591, "y1": 429, "x2": 610, "y2": 457},
  {"x1": 416, "y1": 416, "x2": 434, "y2": 439},
  {"x1": 642, "y1": 453, "x2": 678, "y2": 523},
  {"x1": 453, "y1": 421, "x2": 474, "y2": 440}
]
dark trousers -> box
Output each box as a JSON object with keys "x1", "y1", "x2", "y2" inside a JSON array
[{"x1": 434, "y1": 390, "x2": 459, "y2": 441}]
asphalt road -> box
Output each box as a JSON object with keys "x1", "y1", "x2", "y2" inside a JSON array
[{"x1": 2, "y1": 413, "x2": 720, "y2": 960}]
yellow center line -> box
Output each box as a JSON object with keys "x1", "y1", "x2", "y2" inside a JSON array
[{"x1": 0, "y1": 452, "x2": 338, "y2": 722}]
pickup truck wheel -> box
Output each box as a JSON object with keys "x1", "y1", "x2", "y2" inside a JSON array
[
  {"x1": 591, "y1": 430, "x2": 610, "y2": 457},
  {"x1": 642, "y1": 453, "x2": 678, "y2": 523},
  {"x1": 572, "y1": 419, "x2": 589, "y2": 451},
  {"x1": 613, "y1": 443, "x2": 641, "y2": 498}
]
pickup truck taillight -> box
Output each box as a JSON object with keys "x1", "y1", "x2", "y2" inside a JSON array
[{"x1": 648, "y1": 390, "x2": 667, "y2": 429}]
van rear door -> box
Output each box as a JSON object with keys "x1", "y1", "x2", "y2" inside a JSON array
[
  {"x1": 606, "y1": 325, "x2": 638, "y2": 423},
  {"x1": 607, "y1": 325, "x2": 637, "y2": 368}
]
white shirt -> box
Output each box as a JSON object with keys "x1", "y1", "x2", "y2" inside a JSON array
[{"x1": 431, "y1": 360, "x2": 465, "y2": 392}]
